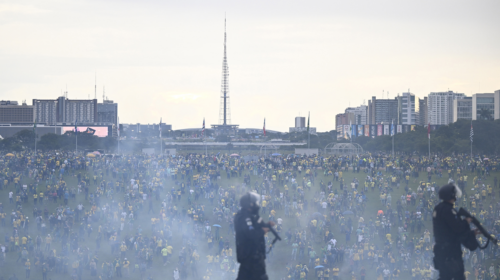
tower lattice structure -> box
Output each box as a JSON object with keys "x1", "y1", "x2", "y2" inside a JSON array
[{"x1": 218, "y1": 18, "x2": 230, "y2": 125}]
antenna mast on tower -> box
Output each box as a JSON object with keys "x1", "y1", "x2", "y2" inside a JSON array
[
  {"x1": 218, "y1": 17, "x2": 231, "y2": 125},
  {"x1": 94, "y1": 72, "x2": 97, "y2": 99}
]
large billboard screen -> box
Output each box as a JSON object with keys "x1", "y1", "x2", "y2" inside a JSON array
[
  {"x1": 383, "y1": 125, "x2": 389, "y2": 135},
  {"x1": 62, "y1": 126, "x2": 109, "y2": 137},
  {"x1": 343, "y1": 125, "x2": 350, "y2": 139},
  {"x1": 370, "y1": 125, "x2": 377, "y2": 138},
  {"x1": 337, "y1": 125, "x2": 344, "y2": 140},
  {"x1": 377, "y1": 125, "x2": 383, "y2": 136}
]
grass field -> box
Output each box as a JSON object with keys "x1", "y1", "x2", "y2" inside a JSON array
[{"x1": 0, "y1": 157, "x2": 497, "y2": 280}]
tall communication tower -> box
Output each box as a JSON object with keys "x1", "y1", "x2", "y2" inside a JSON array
[
  {"x1": 219, "y1": 18, "x2": 230, "y2": 125},
  {"x1": 212, "y1": 17, "x2": 238, "y2": 135}
]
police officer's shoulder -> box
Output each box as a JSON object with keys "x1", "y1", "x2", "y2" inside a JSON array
[{"x1": 433, "y1": 201, "x2": 455, "y2": 218}]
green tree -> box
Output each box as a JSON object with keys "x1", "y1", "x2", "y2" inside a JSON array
[
  {"x1": 37, "y1": 133, "x2": 60, "y2": 150},
  {"x1": 14, "y1": 129, "x2": 35, "y2": 149},
  {"x1": 356, "y1": 119, "x2": 500, "y2": 155}
]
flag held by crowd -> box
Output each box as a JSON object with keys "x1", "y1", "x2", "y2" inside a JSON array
[
  {"x1": 307, "y1": 112, "x2": 310, "y2": 133},
  {"x1": 202, "y1": 118, "x2": 205, "y2": 137},
  {"x1": 159, "y1": 118, "x2": 162, "y2": 137},
  {"x1": 470, "y1": 123, "x2": 474, "y2": 142},
  {"x1": 263, "y1": 118, "x2": 266, "y2": 136}
]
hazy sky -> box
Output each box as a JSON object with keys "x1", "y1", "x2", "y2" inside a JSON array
[{"x1": 1, "y1": 0, "x2": 499, "y2": 131}]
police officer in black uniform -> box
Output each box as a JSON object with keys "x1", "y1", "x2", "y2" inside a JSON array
[
  {"x1": 433, "y1": 184, "x2": 477, "y2": 280},
  {"x1": 235, "y1": 192, "x2": 274, "y2": 280}
]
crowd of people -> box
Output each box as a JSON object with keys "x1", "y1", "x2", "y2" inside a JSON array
[{"x1": 0, "y1": 150, "x2": 499, "y2": 280}]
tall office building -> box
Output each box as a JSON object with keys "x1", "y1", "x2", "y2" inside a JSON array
[
  {"x1": 294, "y1": 117, "x2": 305, "y2": 128},
  {"x1": 418, "y1": 97, "x2": 428, "y2": 125},
  {"x1": 335, "y1": 113, "x2": 352, "y2": 128},
  {"x1": 33, "y1": 99, "x2": 58, "y2": 125},
  {"x1": 345, "y1": 105, "x2": 368, "y2": 125},
  {"x1": 0, "y1": 101, "x2": 33, "y2": 124},
  {"x1": 452, "y1": 97, "x2": 472, "y2": 122},
  {"x1": 33, "y1": 97, "x2": 97, "y2": 125},
  {"x1": 472, "y1": 91, "x2": 500, "y2": 120},
  {"x1": 367, "y1": 97, "x2": 398, "y2": 124},
  {"x1": 57, "y1": 97, "x2": 97, "y2": 123},
  {"x1": 97, "y1": 100, "x2": 118, "y2": 124},
  {"x1": 397, "y1": 92, "x2": 416, "y2": 125},
  {"x1": 427, "y1": 91, "x2": 465, "y2": 125}
]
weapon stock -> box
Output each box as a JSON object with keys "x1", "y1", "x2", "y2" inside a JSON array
[{"x1": 457, "y1": 207, "x2": 498, "y2": 249}]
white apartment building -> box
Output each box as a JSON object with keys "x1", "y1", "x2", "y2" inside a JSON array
[
  {"x1": 427, "y1": 91, "x2": 465, "y2": 125},
  {"x1": 398, "y1": 92, "x2": 416, "y2": 125},
  {"x1": 345, "y1": 105, "x2": 368, "y2": 125}
]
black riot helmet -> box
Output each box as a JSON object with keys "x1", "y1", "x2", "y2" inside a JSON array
[
  {"x1": 240, "y1": 192, "x2": 261, "y2": 214},
  {"x1": 439, "y1": 183, "x2": 462, "y2": 201}
]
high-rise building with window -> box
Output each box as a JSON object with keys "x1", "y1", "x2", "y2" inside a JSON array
[
  {"x1": 294, "y1": 117, "x2": 305, "y2": 128},
  {"x1": 453, "y1": 97, "x2": 472, "y2": 122},
  {"x1": 33, "y1": 97, "x2": 97, "y2": 125},
  {"x1": 472, "y1": 92, "x2": 500, "y2": 120},
  {"x1": 97, "y1": 100, "x2": 118, "y2": 124},
  {"x1": 33, "y1": 99, "x2": 58, "y2": 125},
  {"x1": 367, "y1": 97, "x2": 398, "y2": 124},
  {"x1": 397, "y1": 92, "x2": 416, "y2": 125},
  {"x1": 345, "y1": 105, "x2": 368, "y2": 125},
  {"x1": 427, "y1": 91, "x2": 465, "y2": 125},
  {"x1": 0, "y1": 101, "x2": 33, "y2": 124},
  {"x1": 418, "y1": 97, "x2": 428, "y2": 125}
]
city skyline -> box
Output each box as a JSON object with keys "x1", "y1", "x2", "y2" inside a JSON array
[{"x1": 1, "y1": 0, "x2": 499, "y2": 131}]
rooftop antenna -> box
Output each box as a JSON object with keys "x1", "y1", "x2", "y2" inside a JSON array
[{"x1": 94, "y1": 72, "x2": 97, "y2": 99}]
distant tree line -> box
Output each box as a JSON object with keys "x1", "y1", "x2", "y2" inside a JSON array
[
  {"x1": 0, "y1": 130, "x2": 117, "y2": 152},
  {"x1": 1, "y1": 119, "x2": 498, "y2": 155},
  {"x1": 351, "y1": 119, "x2": 500, "y2": 155}
]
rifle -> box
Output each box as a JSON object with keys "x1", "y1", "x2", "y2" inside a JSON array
[
  {"x1": 457, "y1": 207, "x2": 498, "y2": 249},
  {"x1": 261, "y1": 222, "x2": 282, "y2": 254}
]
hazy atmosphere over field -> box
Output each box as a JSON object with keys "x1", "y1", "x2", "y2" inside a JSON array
[{"x1": 1, "y1": 0, "x2": 499, "y2": 131}]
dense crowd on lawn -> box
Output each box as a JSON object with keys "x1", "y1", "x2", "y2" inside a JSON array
[{"x1": 0, "y1": 150, "x2": 499, "y2": 280}]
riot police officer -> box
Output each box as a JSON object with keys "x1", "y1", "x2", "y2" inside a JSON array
[
  {"x1": 433, "y1": 184, "x2": 477, "y2": 280},
  {"x1": 234, "y1": 192, "x2": 274, "y2": 280}
]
